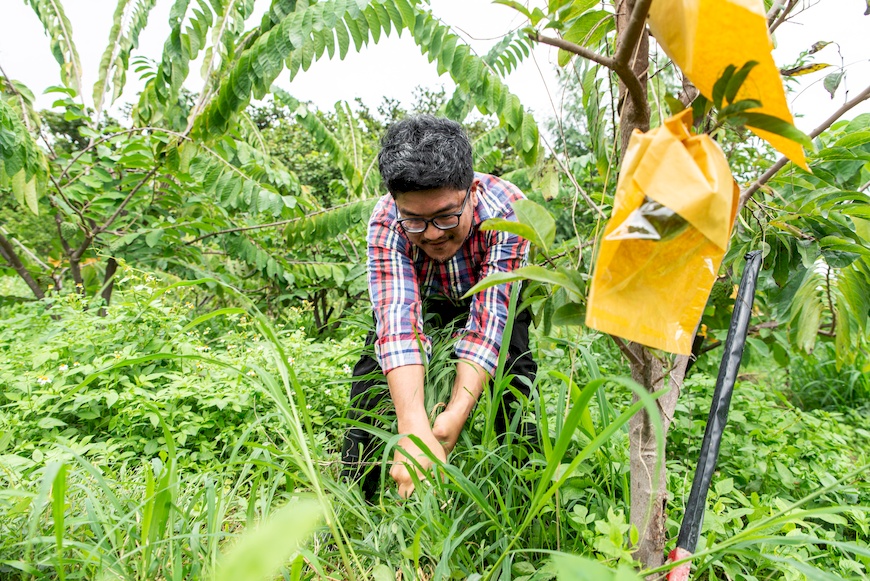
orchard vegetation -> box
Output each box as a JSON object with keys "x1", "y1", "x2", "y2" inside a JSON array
[{"x1": 0, "y1": 0, "x2": 869, "y2": 580}]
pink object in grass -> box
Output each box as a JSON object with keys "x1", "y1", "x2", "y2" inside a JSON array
[{"x1": 667, "y1": 547, "x2": 692, "y2": 581}]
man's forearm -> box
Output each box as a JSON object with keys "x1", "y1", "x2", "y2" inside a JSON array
[
  {"x1": 386, "y1": 364, "x2": 429, "y2": 430},
  {"x1": 446, "y1": 358, "x2": 488, "y2": 417}
]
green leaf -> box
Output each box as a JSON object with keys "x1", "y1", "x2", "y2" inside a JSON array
[
  {"x1": 513, "y1": 198, "x2": 556, "y2": 252},
  {"x1": 740, "y1": 113, "x2": 813, "y2": 150},
  {"x1": 51, "y1": 464, "x2": 67, "y2": 556},
  {"x1": 559, "y1": 0, "x2": 601, "y2": 24},
  {"x1": 552, "y1": 302, "x2": 585, "y2": 326},
  {"x1": 11, "y1": 171, "x2": 39, "y2": 215},
  {"x1": 692, "y1": 94, "x2": 712, "y2": 125},
  {"x1": 214, "y1": 499, "x2": 321, "y2": 581},
  {"x1": 832, "y1": 130, "x2": 870, "y2": 149},
  {"x1": 664, "y1": 94, "x2": 685, "y2": 115},
  {"x1": 562, "y1": 10, "x2": 614, "y2": 48},
  {"x1": 463, "y1": 265, "x2": 584, "y2": 299},
  {"x1": 145, "y1": 228, "x2": 164, "y2": 248},
  {"x1": 719, "y1": 98, "x2": 763, "y2": 120},
  {"x1": 823, "y1": 71, "x2": 844, "y2": 99},
  {"x1": 24, "y1": 0, "x2": 83, "y2": 94},
  {"x1": 712, "y1": 64, "x2": 737, "y2": 109},
  {"x1": 724, "y1": 60, "x2": 758, "y2": 104},
  {"x1": 552, "y1": 553, "x2": 642, "y2": 580},
  {"x1": 493, "y1": 0, "x2": 532, "y2": 20},
  {"x1": 38, "y1": 417, "x2": 66, "y2": 429},
  {"x1": 479, "y1": 219, "x2": 541, "y2": 250}
]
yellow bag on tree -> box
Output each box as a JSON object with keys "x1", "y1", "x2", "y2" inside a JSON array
[
  {"x1": 585, "y1": 110, "x2": 738, "y2": 354},
  {"x1": 647, "y1": 0, "x2": 808, "y2": 170}
]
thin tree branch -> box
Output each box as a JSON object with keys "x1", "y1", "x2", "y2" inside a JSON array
[
  {"x1": 530, "y1": 32, "x2": 613, "y2": 69},
  {"x1": 541, "y1": 135, "x2": 607, "y2": 218},
  {"x1": 185, "y1": 200, "x2": 363, "y2": 245},
  {"x1": 93, "y1": 165, "x2": 160, "y2": 239},
  {"x1": 532, "y1": 30, "x2": 648, "y2": 112},
  {"x1": 0, "y1": 232, "x2": 44, "y2": 299},
  {"x1": 0, "y1": 227, "x2": 50, "y2": 271},
  {"x1": 739, "y1": 83, "x2": 870, "y2": 207},
  {"x1": 612, "y1": 0, "x2": 651, "y2": 112},
  {"x1": 768, "y1": 0, "x2": 799, "y2": 35},
  {"x1": 766, "y1": 0, "x2": 786, "y2": 23},
  {"x1": 612, "y1": 0, "x2": 651, "y2": 68},
  {"x1": 611, "y1": 335, "x2": 645, "y2": 369}
]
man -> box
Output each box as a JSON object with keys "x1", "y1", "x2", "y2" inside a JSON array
[{"x1": 341, "y1": 115, "x2": 537, "y2": 499}]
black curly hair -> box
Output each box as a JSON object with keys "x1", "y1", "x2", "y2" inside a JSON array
[{"x1": 377, "y1": 114, "x2": 473, "y2": 195}]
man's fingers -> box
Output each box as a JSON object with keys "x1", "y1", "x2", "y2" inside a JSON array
[{"x1": 398, "y1": 480, "x2": 415, "y2": 499}]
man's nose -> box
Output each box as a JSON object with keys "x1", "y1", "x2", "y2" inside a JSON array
[{"x1": 421, "y1": 221, "x2": 442, "y2": 240}]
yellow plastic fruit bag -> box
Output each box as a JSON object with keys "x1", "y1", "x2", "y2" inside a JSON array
[
  {"x1": 647, "y1": 0, "x2": 808, "y2": 170},
  {"x1": 585, "y1": 110, "x2": 738, "y2": 354}
]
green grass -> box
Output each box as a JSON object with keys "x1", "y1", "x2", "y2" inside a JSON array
[{"x1": 1, "y1": 273, "x2": 868, "y2": 580}]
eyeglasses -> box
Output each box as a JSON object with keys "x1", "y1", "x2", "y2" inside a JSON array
[{"x1": 396, "y1": 188, "x2": 471, "y2": 234}]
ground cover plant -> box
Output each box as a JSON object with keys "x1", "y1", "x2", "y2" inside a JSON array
[
  {"x1": 2, "y1": 0, "x2": 870, "y2": 578},
  {"x1": 1, "y1": 274, "x2": 868, "y2": 579}
]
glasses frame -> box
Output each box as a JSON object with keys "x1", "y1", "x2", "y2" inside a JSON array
[{"x1": 396, "y1": 187, "x2": 471, "y2": 234}]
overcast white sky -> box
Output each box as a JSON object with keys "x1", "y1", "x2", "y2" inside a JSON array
[{"x1": 0, "y1": 0, "x2": 868, "y2": 134}]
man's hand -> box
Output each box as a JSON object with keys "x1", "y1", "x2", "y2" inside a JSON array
[
  {"x1": 432, "y1": 407, "x2": 468, "y2": 454},
  {"x1": 390, "y1": 420, "x2": 446, "y2": 498},
  {"x1": 386, "y1": 364, "x2": 446, "y2": 498}
]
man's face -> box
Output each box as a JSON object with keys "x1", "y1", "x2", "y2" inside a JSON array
[{"x1": 394, "y1": 185, "x2": 477, "y2": 262}]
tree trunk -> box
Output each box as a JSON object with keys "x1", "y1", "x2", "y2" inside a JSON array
[
  {"x1": 616, "y1": 0, "x2": 650, "y2": 155},
  {"x1": 0, "y1": 231, "x2": 45, "y2": 300},
  {"x1": 612, "y1": 0, "x2": 686, "y2": 571},
  {"x1": 99, "y1": 257, "x2": 118, "y2": 316},
  {"x1": 627, "y1": 345, "x2": 688, "y2": 571}
]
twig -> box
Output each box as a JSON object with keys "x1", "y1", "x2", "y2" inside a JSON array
[
  {"x1": 739, "y1": 83, "x2": 870, "y2": 207},
  {"x1": 0, "y1": 227, "x2": 50, "y2": 271},
  {"x1": 532, "y1": 30, "x2": 648, "y2": 113},
  {"x1": 186, "y1": 200, "x2": 364, "y2": 245},
  {"x1": 768, "y1": 0, "x2": 799, "y2": 35},
  {"x1": 611, "y1": 0, "x2": 652, "y2": 111},
  {"x1": 541, "y1": 135, "x2": 607, "y2": 218},
  {"x1": 611, "y1": 335, "x2": 645, "y2": 369},
  {"x1": 530, "y1": 32, "x2": 612, "y2": 68},
  {"x1": 93, "y1": 166, "x2": 161, "y2": 238},
  {"x1": 0, "y1": 231, "x2": 44, "y2": 299}
]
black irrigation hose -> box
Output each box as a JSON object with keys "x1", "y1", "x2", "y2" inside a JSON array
[{"x1": 669, "y1": 250, "x2": 764, "y2": 579}]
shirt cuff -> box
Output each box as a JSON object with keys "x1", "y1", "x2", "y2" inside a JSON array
[
  {"x1": 454, "y1": 333, "x2": 500, "y2": 377},
  {"x1": 374, "y1": 334, "x2": 432, "y2": 375}
]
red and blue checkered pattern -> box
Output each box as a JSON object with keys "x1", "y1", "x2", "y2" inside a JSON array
[{"x1": 367, "y1": 173, "x2": 529, "y2": 375}]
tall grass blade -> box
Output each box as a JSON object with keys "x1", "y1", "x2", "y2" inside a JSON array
[{"x1": 213, "y1": 499, "x2": 321, "y2": 581}]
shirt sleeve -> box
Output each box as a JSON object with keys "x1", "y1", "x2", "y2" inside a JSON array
[
  {"x1": 454, "y1": 227, "x2": 529, "y2": 376},
  {"x1": 367, "y1": 204, "x2": 431, "y2": 374}
]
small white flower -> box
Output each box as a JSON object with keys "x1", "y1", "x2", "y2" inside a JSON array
[
  {"x1": 342, "y1": 364, "x2": 352, "y2": 375},
  {"x1": 73, "y1": 362, "x2": 81, "y2": 367},
  {"x1": 287, "y1": 356, "x2": 295, "y2": 366},
  {"x1": 37, "y1": 376, "x2": 51, "y2": 386},
  {"x1": 325, "y1": 389, "x2": 332, "y2": 395},
  {"x1": 227, "y1": 345, "x2": 236, "y2": 351},
  {"x1": 114, "y1": 352, "x2": 122, "y2": 359},
  {"x1": 246, "y1": 370, "x2": 257, "y2": 377},
  {"x1": 306, "y1": 404, "x2": 312, "y2": 410},
  {"x1": 196, "y1": 362, "x2": 203, "y2": 370},
  {"x1": 58, "y1": 364, "x2": 69, "y2": 372}
]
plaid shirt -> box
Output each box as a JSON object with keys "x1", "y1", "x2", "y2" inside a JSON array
[{"x1": 367, "y1": 173, "x2": 529, "y2": 376}]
